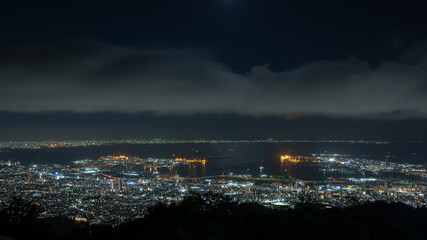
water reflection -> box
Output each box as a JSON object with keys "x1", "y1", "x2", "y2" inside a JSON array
[{"x1": 2, "y1": 142, "x2": 426, "y2": 181}]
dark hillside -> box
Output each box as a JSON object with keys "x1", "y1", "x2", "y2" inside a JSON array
[{"x1": 1, "y1": 195, "x2": 426, "y2": 240}]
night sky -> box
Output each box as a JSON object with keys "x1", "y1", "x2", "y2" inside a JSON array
[{"x1": 1, "y1": 0, "x2": 427, "y2": 140}]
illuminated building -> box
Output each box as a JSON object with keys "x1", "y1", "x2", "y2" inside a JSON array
[{"x1": 280, "y1": 155, "x2": 300, "y2": 163}]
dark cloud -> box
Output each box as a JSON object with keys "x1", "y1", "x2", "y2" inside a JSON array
[{"x1": 1, "y1": 42, "x2": 426, "y2": 118}]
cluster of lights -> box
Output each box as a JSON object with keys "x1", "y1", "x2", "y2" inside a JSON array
[
  {"x1": 173, "y1": 158, "x2": 207, "y2": 165},
  {"x1": 280, "y1": 155, "x2": 300, "y2": 163}
]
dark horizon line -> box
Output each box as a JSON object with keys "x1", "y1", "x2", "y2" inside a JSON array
[
  {"x1": 1, "y1": 138, "x2": 424, "y2": 144},
  {"x1": 1, "y1": 110, "x2": 427, "y2": 121}
]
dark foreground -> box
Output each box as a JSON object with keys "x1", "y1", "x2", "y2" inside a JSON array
[{"x1": 1, "y1": 194, "x2": 426, "y2": 240}]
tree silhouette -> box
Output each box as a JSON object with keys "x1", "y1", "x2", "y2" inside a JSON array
[{"x1": 0, "y1": 194, "x2": 425, "y2": 240}]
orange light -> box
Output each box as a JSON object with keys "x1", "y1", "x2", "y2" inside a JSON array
[
  {"x1": 173, "y1": 158, "x2": 207, "y2": 164},
  {"x1": 280, "y1": 155, "x2": 300, "y2": 163}
]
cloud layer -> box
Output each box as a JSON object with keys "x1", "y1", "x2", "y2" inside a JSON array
[{"x1": 1, "y1": 42, "x2": 426, "y2": 118}]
